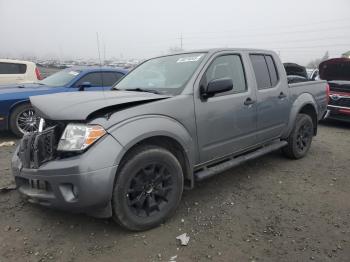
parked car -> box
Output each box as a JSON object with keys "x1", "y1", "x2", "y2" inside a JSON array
[
  {"x1": 0, "y1": 59, "x2": 42, "y2": 85},
  {"x1": 320, "y1": 58, "x2": 350, "y2": 122},
  {"x1": 12, "y1": 48, "x2": 328, "y2": 231},
  {"x1": 283, "y1": 63, "x2": 309, "y2": 83},
  {"x1": 307, "y1": 68, "x2": 319, "y2": 80},
  {"x1": 0, "y1": 66, "x2": 127, "y2": 136}
]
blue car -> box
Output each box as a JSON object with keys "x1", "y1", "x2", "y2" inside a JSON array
[{"x1": 0, "y1": 66, "x2": 127, "y2": 136}]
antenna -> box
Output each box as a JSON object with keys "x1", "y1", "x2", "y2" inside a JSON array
[{"x1": 96, "y1": 32, "x2": 105, "y2": 93}]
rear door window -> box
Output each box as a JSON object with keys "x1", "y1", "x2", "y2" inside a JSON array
[
  {"x1": 0, "y1": 62, "x2": 27, "y2": 74},
  {"x1": 265, "y1": 55, "x2": 279, "y2": 86},
  {"x1": 250, "y1": 55, "x2": 271, "y2": 90}
]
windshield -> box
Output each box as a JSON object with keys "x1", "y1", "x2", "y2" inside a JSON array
[
  {"x1": 114, "y1": 53, "x2": 206, "y2": 95},
  {"x1": 40, "y1": 70, "x2": 81, "y2": 87}
]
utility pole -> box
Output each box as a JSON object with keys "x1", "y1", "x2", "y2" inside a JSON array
[
  {"x1": 103, "y1": 41, "x2": 106, "y2": 62},
  {"x1": 180, "y1": 34, "x2": 183, "y2": 50}
]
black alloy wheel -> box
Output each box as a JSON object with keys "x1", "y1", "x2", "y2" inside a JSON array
[
  {"x1": 112, "y1": 146, "x2": 184, "y2": 231},
  {"x1": 283, "y1": 113, "x2": 314, "y2": 159}
]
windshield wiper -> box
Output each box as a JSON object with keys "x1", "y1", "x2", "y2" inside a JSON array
[{"x1": 123, "y1": 88, "x2": 161, "y2": 94}]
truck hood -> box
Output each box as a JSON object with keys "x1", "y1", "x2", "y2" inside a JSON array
[
  {"x1": 30, "y1": 91, "x2": 171, "y2": 120},
  {"x1": 0, "y1": 83, "x2": 53, "y2": 94},
  {"x1": 319, "y1": 58, "x2": 350, "y2": 81}
]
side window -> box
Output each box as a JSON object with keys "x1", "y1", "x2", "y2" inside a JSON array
[
  {"x1": 101, "y1": 72, "x2": 119, "y2": 87},
  {"x1": 75, "y1": 72, "x2": 103, "y2": 87},
  {"x1": 114, "y1": 72, "x2": 124, "y2": 83},
  {"x1": 204, "y1": 55, "x2": 246, "y2": 95},
  {"x1": 0, "y1": 62, "x2": 27, "y2": 74},
  {"x1": 250, "y1": 54, "x2": 279, "y2": 90},
  {"x1": 265, "y1": 55, "x2": 278, "y2": 86},
  {"x1": 250, "y1": 55, "x2": 271, "y2": 90}
]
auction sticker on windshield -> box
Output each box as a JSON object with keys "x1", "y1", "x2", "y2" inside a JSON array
[
  {"x1": 69, "y1": 71, "x2": 80, "y2": 76},
  {"x1": 177, "y1": 55, "x2": 203, "y2": 63}
]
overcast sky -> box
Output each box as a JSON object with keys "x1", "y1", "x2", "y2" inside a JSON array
[{"x1": 0, "y1": 0, "x2": 349, "y2": 65}]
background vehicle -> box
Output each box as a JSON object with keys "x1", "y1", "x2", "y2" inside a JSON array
[
  {"x1": 320, "y1": 58, "x2": 350, "y2": 122},
  {"x1": 12, "y1": 49, "x2": 328, "y2": 231},
  {"x1": 0, "y1": 59, "x2": 42, "y2": 85},
  {"x1": 0, "y1": 66, "x2": 127, "y2": 136},
  {"x1": 307, "y1": 68, "x2": 319, "y2": 80},
  {"x1": 284, "y1": 62, "x2": 309, "y2": 83}
]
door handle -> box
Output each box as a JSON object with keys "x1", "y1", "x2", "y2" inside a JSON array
[
  {"x1": 278, "y1": 92, "x2": 287, "y2": 99},
  {"x1": 244, "y1": 97, "x2": 255, "y2": 106}
]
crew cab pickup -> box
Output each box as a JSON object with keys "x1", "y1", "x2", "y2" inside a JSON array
[{"x1": 12, "y1": 49, "x2": 328, "y2": 231}]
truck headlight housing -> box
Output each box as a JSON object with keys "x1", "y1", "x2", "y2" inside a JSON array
[{"x1": 57, "y1": 123, "x2": 106, "y2": 151}]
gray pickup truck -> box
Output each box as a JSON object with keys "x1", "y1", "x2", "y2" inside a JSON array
[{"x1": 12, "y1": 48, "x2": 328, "y2": 231}]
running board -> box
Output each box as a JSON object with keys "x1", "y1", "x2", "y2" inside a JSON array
[{"x1": 194, "y1": 140, "x2": 288, "y2": 181}]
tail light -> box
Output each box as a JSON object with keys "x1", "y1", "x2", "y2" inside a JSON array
[
  {"x1": 325, "y1": 83, "x2": 330, "y2": 104},
  {"x1": 35, "y1": 67, "x2": 43, "y2": 80}
]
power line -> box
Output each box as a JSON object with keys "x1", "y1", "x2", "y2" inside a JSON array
[
  {"x1": 181, "y1": 17, "x2": 350, "y2": 38},
  {"x1": 182, "y1": 25, "x2": 350, "y2": 41}
]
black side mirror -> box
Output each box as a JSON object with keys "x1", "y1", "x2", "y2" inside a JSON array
[
  {"x1": 201, "y1": 78, "x2": 233, "y2": 99},
  {"x1": 78, "y1": 82, "x2": 92, "y2": 91}
]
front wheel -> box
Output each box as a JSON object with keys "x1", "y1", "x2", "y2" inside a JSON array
[
  {"x1": 283, "y1": 113, "x2": 314, "y2": 159},
  {"x1": 112, "y1": 146, "x2": 184, "y2": 231}
]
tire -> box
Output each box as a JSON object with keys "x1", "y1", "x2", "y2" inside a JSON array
[
  {"x1": 283, "y1": 113, "x2": 314, "y2": 159},
  {"x1": 9, "y1": 103, "x2": 40, "y2": 138},
  {"x1": 112, "y1": 145, "x2": 184, "y2": 231}
]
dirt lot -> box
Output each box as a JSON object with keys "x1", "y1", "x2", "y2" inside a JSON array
[{"x1": 0, "y1": 121, "x2": 349, "y2": 262}]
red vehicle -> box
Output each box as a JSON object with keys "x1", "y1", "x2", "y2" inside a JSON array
[{"x1": 320, "y1": 58, "x2": 350, "y2": 122}]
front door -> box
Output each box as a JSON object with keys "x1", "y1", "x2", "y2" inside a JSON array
[{"x1": 194, "y1": 53, "x2": 257, "y2": 163}]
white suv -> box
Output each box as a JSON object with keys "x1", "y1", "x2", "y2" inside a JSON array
[{"x1": 0, "y1": 59, "x2": 42, "y2": 84}]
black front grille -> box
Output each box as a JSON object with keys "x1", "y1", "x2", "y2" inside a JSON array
[
  {"x1": 18, "y1": 126, "x2": 58, "y2": 169},
  {"x1": 329, "y1": 97, "x2": 350, "y2": 107}
]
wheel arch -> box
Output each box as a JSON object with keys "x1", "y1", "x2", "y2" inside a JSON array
[
  {"x1": 109, "y1": 115, "x2": 196, "y2": 189},
  {"x1": 299, "y1": 104, "x2": 317, "y2": 135},
  {"x1": 8, "y1": 99, "x2": 31, "y2": 131},
  {"x1": 117, "y1": 135, "x2": 193, "y2": 189},
  {"x1": 282, "y1": 93, "x2": 318, "y2": 138}
]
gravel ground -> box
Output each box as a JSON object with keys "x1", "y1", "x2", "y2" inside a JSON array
[{"x1": 0, "y1": 121, "x2": 349, "y2": 262}]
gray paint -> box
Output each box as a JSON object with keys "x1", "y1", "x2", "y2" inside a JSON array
[
  {"x1": 30, "y1": 91, "x2": 171, "y2": 120},
  {"x1": 13, "y1": 48, "x2": 328, "y2": 217}
]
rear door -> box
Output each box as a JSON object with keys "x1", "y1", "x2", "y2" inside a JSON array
[
  {"x1": 194, "y1": 52, "x2": 258, "y2": 163},
  {"x1": 249, "y1": 54, "x2": 290, "y2": 143},
  {"x1": 0, "y1": 62, "x2": 27, "y2": 84}
]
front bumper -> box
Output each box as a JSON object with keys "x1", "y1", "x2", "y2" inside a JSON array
[
  {"x1": 11, "y1": 134, "x2": 125, "y2": 217},
  {"x1": 326, "y1": 105, "x2": 350, "y2": 122}
]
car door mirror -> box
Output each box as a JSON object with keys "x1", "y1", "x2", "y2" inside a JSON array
[
  {"x1": 201, "y1": 78, "x2": 233, "y2": 99},
  {"x1": 77, "y1": 82, "x2": 92, "y2": 91}
]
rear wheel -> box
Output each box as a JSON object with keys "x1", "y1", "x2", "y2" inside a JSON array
[
  {"x1": 112, "y1": 145, "x2": 184, "y2": 231},
  {"x1": 283, "y1": 113, "x2": 314, "y2": 159},
  {"x1": 9, "y1": 103, "x2": 40, "y2": 137}
]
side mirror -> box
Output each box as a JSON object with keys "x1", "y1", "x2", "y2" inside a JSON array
[
  {"x1": 201, "y1": 78, "x2": 233, "y2": 99},
  {"x1": 78, "y1": 82, "x2": 92, "y2": 91}
]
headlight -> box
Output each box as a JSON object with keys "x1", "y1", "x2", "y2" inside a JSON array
[{"x1": 57, "y1": 123, "x2": 106, "y2": 151}]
